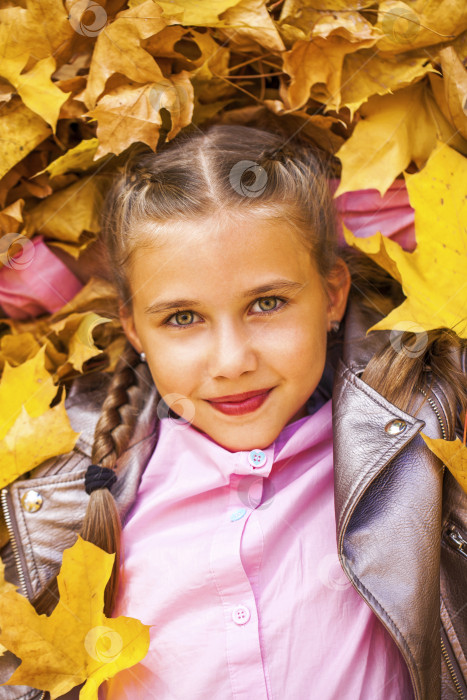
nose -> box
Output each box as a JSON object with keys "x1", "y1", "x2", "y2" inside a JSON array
[{"x1": 208, "y1": 319, "x2": 258, "y2": 379}]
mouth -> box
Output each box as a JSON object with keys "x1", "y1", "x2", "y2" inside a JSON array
[{"x1": 206, "y1": 388, "x2": 274, "y2": 416}]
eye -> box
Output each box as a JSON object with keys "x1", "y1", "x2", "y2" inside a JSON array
[
  {"x1": 250, "y1": 296, "x2": 287, "y2": 315},
  {"x1": 163, "y1": 309, "x2": 200, "y2": 329}
]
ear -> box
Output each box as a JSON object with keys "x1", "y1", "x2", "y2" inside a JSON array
[
  {"x1": 324, "y1": 258, "x2": 351, "y2": 330},
  {"x1": 119, "y1": 302, "x2": 144, "y2": 354}
]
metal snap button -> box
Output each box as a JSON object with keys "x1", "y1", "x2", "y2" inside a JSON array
[
  {"x1": 232, "y1": 604, "x2": 251, "y2": 625},
  {"x1": 385, "y1": 419, "x2": 407, "y2": 435},
  {"x1": 21, "y1": 489, "x2": 43, "y2": 513},
  {"x1": 248, "y1": 449, "x2": 267, "y2": 468}
]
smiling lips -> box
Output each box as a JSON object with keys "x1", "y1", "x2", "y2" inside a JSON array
[{"x1": 206, "y1": 388, "x2": 273, "y2": 415}]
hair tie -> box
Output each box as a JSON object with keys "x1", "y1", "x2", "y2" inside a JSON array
[{"x1": 85, "y1": 464, "x2": 117, "y2": 495}]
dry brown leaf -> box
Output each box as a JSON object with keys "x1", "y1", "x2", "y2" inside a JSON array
[
  {"x1": 375, "y1": 0, "x2": 467, "y2": 54},
  {"x1": 218, "y1": 0, "x2": 285, "y2": 53},
  {"x1": 279, "y1": 5, "x2": 379, "y2": 45},
  {"x1": 27, "y1": 177, "x2": 103, "y2": 243},
  {"x1": 0, "y1": 199, "x2": 23, "y2": 236},
  {"x1": 438, "y1": 46, "x2": 467, "y2": 140},
  {"x1": 89, "y1": 73, "x2": 194, "y2": 157},
  {"x1": 428, "y1": 74, "x2": 467, "y2": 156},
  {"x1": 280, "y1": 33, "x2": 377, "y2": 111},
  {"x1": 0, "y1": 100, "x2": 51, "y2": 180},
  {"x1": 84, "y1": 1, "x2": 166, "y2": 109},
  {"x1": 50, "y1": 312, "x2": 111, "y2": 372}
]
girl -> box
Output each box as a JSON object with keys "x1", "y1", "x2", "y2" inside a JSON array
[{"x1": 1, "y1": 126, "x2": 466, "y2": 700}]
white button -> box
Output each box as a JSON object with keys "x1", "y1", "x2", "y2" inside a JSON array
[
  {"x1": 248, "y1": 449, "x2": 267, "y2": 468},
  {"x1": 230, "y1": 508, "x2": 247, "y2": 522},
  {"x1": 232, "y1": 604, "x2": 251, "y2": 625}
]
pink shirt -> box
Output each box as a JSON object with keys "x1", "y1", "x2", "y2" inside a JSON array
[{"x1": 104, "y1": 399, "x2": 413, "y2": 699}]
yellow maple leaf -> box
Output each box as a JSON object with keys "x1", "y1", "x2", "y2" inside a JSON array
[
  {"x1": 339, "y1": 50, "x2": 436, "y2": 117},
  {"x1": 0, "y1": 332, "x2": 40, "y2": 369},
  {"x1": 42, "y1": 138, "x2": 100, "y2": 178},
  {"x1": 335, "y1": 82, "x2": 437, "y2": 196},
  {"x1": 0, "y1": 346, "x2": 57, "y2": 435},
  {"x1": 0, "y1": 346, "x2": 80, "y2": 487},
  {"x1": 0, "y1": 536, "x2": 151, "y2": 699},
  {"x1": 0, "y1": 402, "x2": 79, "y2": 489},
  {"x1": 343, "y1": 143, "x2": 467, "y2": 338},
  {"x1": 157, "y1": 0, "x2": 243, "y2": 25},
  {"x1": 335, "y1": 83, "x2": 442, "y2": 197},
  {"x1": 421, "y1": 434, "x2": 467, "y2": 494},
  {"x1": 13, "y1": 56, "x2": 70, "y2": 132}
]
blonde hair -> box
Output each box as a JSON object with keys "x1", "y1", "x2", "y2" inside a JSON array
[{"x1": 33, "y1": 125, "x2": 467, "y2": 615}]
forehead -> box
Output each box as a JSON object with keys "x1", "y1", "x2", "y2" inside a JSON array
[{"x1": 127, "y1": 212, "x2": 318, "y2": 302}]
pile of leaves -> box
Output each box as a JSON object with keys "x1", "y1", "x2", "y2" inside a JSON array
[{"x1": 0, "y1": 0, "x2": 467, "y2": 694}]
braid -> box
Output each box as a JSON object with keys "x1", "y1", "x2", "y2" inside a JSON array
[
  {"x1": 32, "y1": 342, "x2": 145, "y2": 616},
  {"x1": 92, "y1": 343, "x2": 142, "y2": 469},
  {"x1": 81, "y1": 342, "x2": 143, "y2": 616}
]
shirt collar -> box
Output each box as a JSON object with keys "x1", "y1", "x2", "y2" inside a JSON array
[{"x1": 158, "y1": 397, "x2": 333, "y2": 483}]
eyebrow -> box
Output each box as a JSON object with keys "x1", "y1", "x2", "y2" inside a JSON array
[{"x1": 144, "y1": 279, "x2": 305, "y2": 316}]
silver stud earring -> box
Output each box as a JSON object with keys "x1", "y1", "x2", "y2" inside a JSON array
[
  {"x1": 330, "y1": 320, "x2": 340, "y2": 333},
  {"x1": 140, "y1": 351, "x2": 147, "y2": 362}
]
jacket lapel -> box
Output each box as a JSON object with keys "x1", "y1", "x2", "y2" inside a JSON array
[{"x1": 332, "y1": 298, "x2": 444, "y2": 700}]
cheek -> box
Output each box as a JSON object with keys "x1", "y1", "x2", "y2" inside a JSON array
[
  {"x1": 266, "y1": 315, "x2": 327, "y2": 367},
  {"x1": 145, "y1": 340, "x2": 202, "y2": 395}
]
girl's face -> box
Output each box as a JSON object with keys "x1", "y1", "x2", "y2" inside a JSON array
[{"x1": 120, "y1": 212, "x2": 350, "y2": 452}]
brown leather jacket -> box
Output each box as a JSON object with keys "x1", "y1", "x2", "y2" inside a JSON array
[{"x1": 1, "y1": 299, "x2": 466, "y2": 700}]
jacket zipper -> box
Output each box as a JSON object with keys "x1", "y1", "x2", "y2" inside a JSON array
[
  {"x1": 416, "y1": 386, "x2": 447, "y2": 440},
  {"x1": 1, "y1": 489, "x2": 47, "y2": 700},
  {"x1": 1, "y1": 488, "x2": 28, "y2": 597},
  {"x1": 418, "y1": 386, "x2": 467, "y2": 698},
  {"x1": 441, "y1": 631, "x2": 466, "y2": 700}
]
